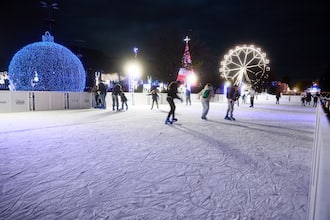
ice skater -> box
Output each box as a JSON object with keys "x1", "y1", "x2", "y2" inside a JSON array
[
  {"x1": 275, "y1": 92, "x2": 281, "y2": 104},
  {"x1": 248, "y1": 87, "x2": 256, "y2": 107},
  {"x1": 148, "y1": 89, "x2": 159, "y2": 110},
  {"x1": 306, "y1": 92, "x2": 312, "y2": 105},
  {"x1": 198, "y1": 83, "x2": 215, "y2": 120},
  {"x1": 313, "y1": 93, "x2": 319, "y2": 107},
  {"x1": 97, "y1": 81, "x2": 107, "y2": 109},
  {"x1": 165, "y1": 81, "x2": 183, "y2": 124},
  {"x1": 112, "y1": 83, "x2": 122, "y2": 111},
  {"x1": 225, "y1": 83, "x2": 239, "y2": 120},
  {"x1": 185, "y1": 87, "x2": 191, "y2": 105},
  {"x1": 119, "y1": 91, "x2": 128, "y2": 111}
]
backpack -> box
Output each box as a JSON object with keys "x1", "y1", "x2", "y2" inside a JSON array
[{"x1": 202, "y1": 89, "x2": 210, "y2": 98}]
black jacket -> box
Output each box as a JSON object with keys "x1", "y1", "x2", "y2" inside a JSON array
[{"x1": 167, "y1": 82, "x2": 181, "y2": 99}]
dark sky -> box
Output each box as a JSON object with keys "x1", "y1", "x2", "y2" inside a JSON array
[{"x1": 1, "y1": 0, "x2": 329, "y2": 83}]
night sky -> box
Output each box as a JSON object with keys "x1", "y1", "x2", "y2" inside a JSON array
[{"x1": 1, "y1": 0, "x2": 329, "y2": 85}]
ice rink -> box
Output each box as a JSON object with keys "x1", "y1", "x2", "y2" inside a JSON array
[{"x1": 0, "y1": 99, "x2": 316, "y2": 219}]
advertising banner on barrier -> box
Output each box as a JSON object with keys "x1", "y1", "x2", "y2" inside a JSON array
[
  {"x1": 11, "y1": 91, "x2": 30, "y2": 112},
  {"x1": 1, "y1": 91, "x2": 93, "y2": 113},
  {"x1": 0, "y1": 91, "x2": 11, "y2": 113},
  {"x1": 80, "y1": 92, "x2": 92, "y2": 109},
  {"x1": 50, "y1": 92, "x2": 65, "y2": 110},
  {"x1": 68, "y1": 92, "x2": 81, "y2": 109},
  {"x1": 34, "y1": 91, "x2": 51, "y2": 111}
]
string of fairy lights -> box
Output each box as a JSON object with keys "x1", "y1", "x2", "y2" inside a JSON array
[{"x1": 8, "y1": 37, "x2": 86, "y2": 92}]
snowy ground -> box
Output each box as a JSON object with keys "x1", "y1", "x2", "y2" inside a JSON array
[{"x1": 0, "y1": 99, "x2": 316, "y2": 220}]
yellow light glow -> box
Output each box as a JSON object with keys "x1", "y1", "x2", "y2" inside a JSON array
[
  {"x1": 187, "y1": 73, "x2": 197, "y2": 85},
  {"x1": 125, "y1": 61, "x2": 142, "y2": 78}
]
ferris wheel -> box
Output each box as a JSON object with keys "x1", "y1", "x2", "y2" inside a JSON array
[{"x1": 219, "y1": 44, "x2": 270, "y2": 90}]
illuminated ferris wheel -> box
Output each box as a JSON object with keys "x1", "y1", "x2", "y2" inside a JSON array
[{"x1": 219, "y1": 44, "x2": 270, "y2": 89}]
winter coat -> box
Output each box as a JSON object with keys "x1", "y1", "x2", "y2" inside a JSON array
[
  {"x1": 198, "y1": 84, "x2": 215, "y2": 101},
  {"x1": 167, "y1": 81, "x2": 181, "y2": 100},
  {"x1": 227, "y1": 86, "x2": 239, "y2": 100}
]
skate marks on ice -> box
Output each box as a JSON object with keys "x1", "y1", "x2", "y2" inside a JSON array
[
  {"x1": 0, "y1": 104, "x2": 314, "y2": 219},
  {"x1": 163, "y1": 121, "x2": 310, "y2": 219}
]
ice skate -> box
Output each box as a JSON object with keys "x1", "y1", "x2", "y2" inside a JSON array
[{"x1": 165, "y1": 118, "x2": 172, "y2": 124}]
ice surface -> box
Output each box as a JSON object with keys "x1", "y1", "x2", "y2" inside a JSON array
[{"x1": 0, "y1": 100, "x2": 315, "y2": 219}]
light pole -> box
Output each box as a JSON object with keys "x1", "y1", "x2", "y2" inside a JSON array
[
  {"x1": 133, "y1": 47, "x2": 138, "y2": 58},
  {"x1": 125, "y1": 59, "x2": 142, "y2": 106},
  {"x1": 40, "y1": 1, "x2": 59, "y2": 33},
  {"x1": 127, "y1": 47, "x2": 140, "y2": 105}
]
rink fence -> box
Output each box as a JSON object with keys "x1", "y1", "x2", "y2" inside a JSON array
[
  {"x1": 0, "y1": 91, "x2": 92, "y2": 113},
  {"x1": 1, "y1": 90, "x2": 302, "y2": 113},
  {"x1": 320, "y1": 96, "x2": 330, "y2": 115},
  {"x1": 307, "y1": 100, "x2": 330, "y2": 220}
]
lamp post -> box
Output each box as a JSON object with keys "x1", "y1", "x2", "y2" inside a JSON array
[
  {"x1": 126, "y1": 47, "x2": 141, "y2": 105},
  {"x1": 40, "y1": 1, "x2": 59, "y2": 33},
  {"x1": 126, "y1": 60, "x2": 142, "y2": 106},
  {"x1": 133, "y1": 47, "x2": 138, "y2": 58}
]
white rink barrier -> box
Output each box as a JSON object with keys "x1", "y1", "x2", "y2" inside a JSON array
[
  {"x1": 0, "y1": 91, "x2": 30, "y2": 112},
  {"x1": 104, "y1": 92, "x2": 301, "y2": 106},
  {"x1": 0, "y1": 91, "x2": 93, "y2": 113},
  {"x1": 308, "y1": 102, "x2": 330, "y2": 220},
  {"x1": 1, "y1": 91, "x2": 303, "y2": 113}
]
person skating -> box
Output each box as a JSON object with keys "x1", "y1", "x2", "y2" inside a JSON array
[
  {"x1": 165, "y1": 81, "x2": 183, "y2": 124},
  {"x1": 112, "y1": 83, "x2": 122, "y2": 111},
  {"x1": 185, "y1": 87, "x2": 191, "y2": 105},
  {"x1": 119, "y1": 91, "x2": 128, "y2": 111},
  {"x1": 148, "y1": 89, "x2": 159, "y2": 110},
  {"x1": 97, "y1": 81, "x2": 107, "y2": 109},
  {"x1": 275, "y1": 91, "x2": 281, "y2": 104},
  {"x1": 248, "y1": 87, "x2": 256, "y2": 107},
  {"x1": 225, "y1": 84, "x2": 239, "y2": 120},
  {"x1": 198, "y1": 83, "x2": 215, "y2": 120}
]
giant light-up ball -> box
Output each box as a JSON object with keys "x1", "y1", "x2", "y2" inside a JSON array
[{"x1": 8, "y1": 32, "x2": 86, "y2": 91}]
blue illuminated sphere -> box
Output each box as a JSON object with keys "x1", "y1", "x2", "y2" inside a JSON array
[{"x1": 8, "y1": 39, "x2": 86, "y2": 91}]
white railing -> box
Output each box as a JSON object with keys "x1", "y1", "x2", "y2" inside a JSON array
[
  {"x1": 308, "y1": 100, "x2": 330, "y2": 220},
  {"x1": 1, "y1": 91, "x2": 304, "y2": 113},
  {"x1": 320, "y1": 96, "x2": 330, "y2": 113},
  {"x1": 0, "y1": 91, "x2": 93, "y2": 113}
]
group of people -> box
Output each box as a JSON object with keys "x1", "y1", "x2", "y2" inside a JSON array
[
  {"x1": 92, "y1": 81, "x2": 128, "y2": 111},
  {"x1": 197, "y1": 83, "x2": 255, "y2": 121},
  {"x1": 92, "y1": 79, "x2": 257, "y2": 123},
  {"x1": 163, "y1": 80, "x2": 246, "y2": 124},
  {"x1": 164, "y1": 81, "x2": 216, "y2": 124},
  {"x1": 301, "y1": 91, "x2": 319, "y2": 107}
]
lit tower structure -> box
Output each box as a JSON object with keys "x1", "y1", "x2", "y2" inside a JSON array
[{"x1": 176, "y1": 36, "x2": 196, "y2": 90}]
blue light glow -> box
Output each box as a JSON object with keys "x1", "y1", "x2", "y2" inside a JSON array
[{"x1": 8, "y1": 39, "x2": 86, "y2": 92}]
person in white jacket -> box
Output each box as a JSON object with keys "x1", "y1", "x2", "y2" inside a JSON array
[{"x1": 198, "y1": 83, "x2": 215, "y2": 120}]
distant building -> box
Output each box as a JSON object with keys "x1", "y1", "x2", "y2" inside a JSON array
[{"x1": 271, "y1": 81, "x2": 289, "y2": 94}]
